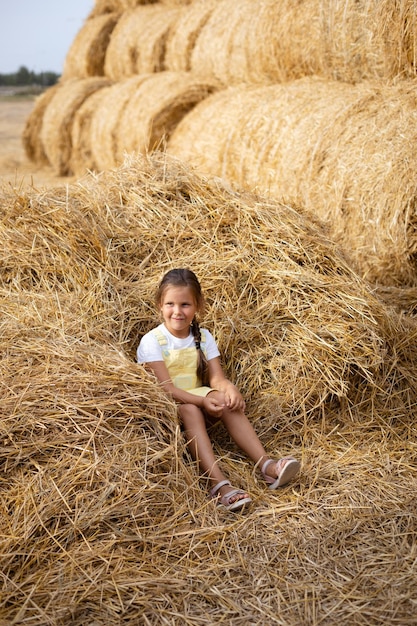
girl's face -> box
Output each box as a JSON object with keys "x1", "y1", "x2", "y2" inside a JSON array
[{"x1": 160, "y1": 285, "x2": 198, "y2": 338}]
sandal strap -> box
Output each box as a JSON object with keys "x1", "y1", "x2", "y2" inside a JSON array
[
  {"x1": 220, "y1": 488, "x2": 248, "y2": 505},
  {"x1": 209, "y1": 479, "x2": 231, "y2": 498},
  {"x1": 261, "y1": 459, "x2": 275, "y2": 483}
]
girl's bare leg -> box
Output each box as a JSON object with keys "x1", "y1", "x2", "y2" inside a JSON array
[
  {"x1": 179, "y1": 403, "x2": 250, "y2": 501},
  {"x1": 208, "y1": 392, "x2": 275, "y2": 477}
]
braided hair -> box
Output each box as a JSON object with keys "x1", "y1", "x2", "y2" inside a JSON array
[{"x1": 156, "y1": 269, "x2": 209, "y2": 385}]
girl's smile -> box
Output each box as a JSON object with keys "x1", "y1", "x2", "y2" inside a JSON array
[{"x1": 160, "y1": 285, "x2": 198, "y2": 338}]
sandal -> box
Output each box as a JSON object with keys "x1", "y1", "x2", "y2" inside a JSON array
[
  {"x1": 261, "y1": 457, "x2": 300, "y2": 489},
  {"x1": 210, "y1": 480, "x2": 252, "y2": 512}
]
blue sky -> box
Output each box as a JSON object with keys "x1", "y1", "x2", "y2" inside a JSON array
[{"x1": 0, "y1": 1, "x2": 94, "y2": 74}]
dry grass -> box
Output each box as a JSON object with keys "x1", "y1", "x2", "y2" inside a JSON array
[
  {"x1": 1, "y1": 153, "x2": 416, "y2": 623},
  {"x1": 168, "y1": 77, "x2": 417, "y2": 287},
  {"x1": 62, "y1": 13, "x2": 121, "y2": 79}
]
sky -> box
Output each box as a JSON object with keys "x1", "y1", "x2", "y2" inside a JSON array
[{"x1": 0, "y1": 1, "x2": 95, "y2": 74}]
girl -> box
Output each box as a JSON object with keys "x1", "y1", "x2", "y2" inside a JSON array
[{"x1": 137, "y1": 269, "x2": 300, "y2": 512}]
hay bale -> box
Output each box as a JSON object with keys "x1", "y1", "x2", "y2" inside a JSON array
[
  {"x1": 164, "y1": 0, "x2": 220, "y2": 72},
  {"x1": 70, "y1": 84, "x2": 115, "y2": 176},
  {"x1": 190, "y1": 0, "x2": 417, "y2": 86},
  {"x1": 1, "y1": 154, "x2": 417, "y2": 624},
  {"x1": 168, "y1": 77, "x2": 417, "y2": 287},
  {"x1": 61, "y1": 13, "x2": 120, "y2": 79},
  {"x1": 21, "y1": 84, "x2": 60, "y2": 165},
  {"x1": 115, "y1": 71, "x2": 216, "y2": 161},
  {"x1": 89, "y1": 75, "x2": 153, "y2": 172},
  {"x1": 104, "y1": 5, "x2": 181, "y2": 80},
  {"x1": 40, "y1": 78, "x2": 112, "y2": 176}
]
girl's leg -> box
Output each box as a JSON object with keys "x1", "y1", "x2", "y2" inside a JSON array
[
  {"x1": 220, "y1": 407, "x2": 269, "y2": 468},
  {"x1": 208, "y1": 392, "x2": 281, "y2": 479},
  {"x1": 179, "y1": 403, "x2": 250, "y2": 502}
]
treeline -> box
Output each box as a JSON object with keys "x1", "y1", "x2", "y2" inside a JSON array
[{"x1": 0, "y1": 66, "x2": 59, "y2": 87}]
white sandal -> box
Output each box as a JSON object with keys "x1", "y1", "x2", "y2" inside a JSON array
[
  {"x1": 210, "y1": 480, "x2": 252, "y2": 512},
  {"x1": 261, "y1": 457, "x2": 300, "y2": 489}
]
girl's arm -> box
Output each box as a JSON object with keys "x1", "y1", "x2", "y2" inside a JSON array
[
  {"x1": 207, "y1": 357, "x2": 245, "y2": 412},
  {"x1": 144, "y1": 360, "x2": 225, "y2": 417}
]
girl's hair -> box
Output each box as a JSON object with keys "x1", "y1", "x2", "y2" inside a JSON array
[{"x1": 156, "y1": 268, "x2": 209, "y2": 385}]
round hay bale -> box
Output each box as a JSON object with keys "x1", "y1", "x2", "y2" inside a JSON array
[
  {"x1": 70, "y1": 84, "x2": 115, "y2": 176},
  {"x1": 21, "y1": 84, "x2": 60, "y2": 166},
  {"x1": 115, "y1": 71, "x2": 216, "y2": 161},
  {"x1": 168, "y1": 78, "x2": 417, "y2": 287},
  {"x1": 164, "y1": 0, "x2": 220, "y2": 72},
  {"x1": 89, "y1": 74, "x2": 153, "y2": 172},
  {"x1": 61, "y1": 13, "x2": 121, "y2": 79},
  {"x1": 40, "y1": 78, "x2": 112, "y2": 176},
  {"x1": 104, "y1": 4, "x2": 181, "y2": 80},
  {"x1": 190, "y1": 0, "x2": 417, "y2": 86}
]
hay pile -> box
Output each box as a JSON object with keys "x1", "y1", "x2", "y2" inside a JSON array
[
  {"x1": 1, "y1": 154, "x2": 417, "y2": 624},
  {"x1": 168, "y1": 77, "x2": 417, "y2": 287}
]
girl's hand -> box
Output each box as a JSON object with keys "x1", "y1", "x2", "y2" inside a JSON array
[
  {"x1": 202, "y1": 395, "x2": 225, "y2": 418},
  {"x1": 224, "y1": 384, "x2": 245, "y2": 412}
]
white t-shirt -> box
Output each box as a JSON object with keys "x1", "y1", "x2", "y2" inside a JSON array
[{"x1": 136, "y1": 323, "x2": 220, "y2": 363}]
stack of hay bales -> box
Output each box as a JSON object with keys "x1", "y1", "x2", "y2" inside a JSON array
[
  {"x1": 2, "y1": 154, "x2": 417, "y2": 624},
  {"x1": 23, "y1": 0, "x2": 218, "y2": 177},
  {"x1": 23, "y1": 0, "x2": 417, "y2": 286}
]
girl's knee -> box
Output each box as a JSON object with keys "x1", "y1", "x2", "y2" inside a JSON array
[
  {"x1": 207, "y1": 390, "x2": 226, "y2": 405},
  {"x1": 179, "y1": 403, "x2": 204, "y2": 423}
]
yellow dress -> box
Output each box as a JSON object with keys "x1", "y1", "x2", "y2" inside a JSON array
[{"x1": 152, "y1": 328, "x2": 213, "y2": 397}]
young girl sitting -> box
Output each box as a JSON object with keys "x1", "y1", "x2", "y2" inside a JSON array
[{"x1": 137, "y1": 268, "x2": 300, "y2": 512}]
